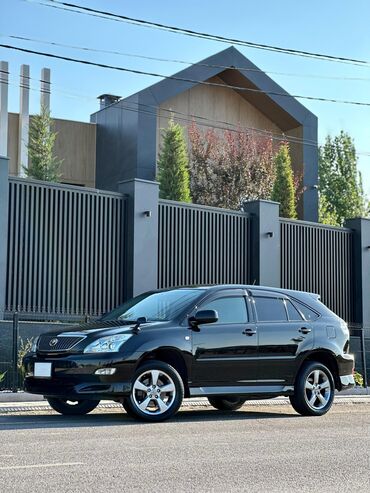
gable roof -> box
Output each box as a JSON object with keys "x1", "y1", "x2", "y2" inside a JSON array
[{"x1": 96, "y1": 46, "x2": 316, "y2": 132}]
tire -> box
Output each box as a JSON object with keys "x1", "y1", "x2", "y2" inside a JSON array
[
  {"x1": 208, "y1": 396, "x2": 246, "y2": 411},
  {"x1": 289, "y1": 361, "x2": 335, "y2": 417},
  {"x1": 122, "y1": 360, "x2": 184, "y2": 422},
  {"x1": 46, "y1": 397, "x2": 100, "y2": 416}
]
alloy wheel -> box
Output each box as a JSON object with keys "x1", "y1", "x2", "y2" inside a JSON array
[
  {"x1": 304, "y1": 369, "x2": 332, "y2": 411},
  {"x1": 132, "y1": 369, "x2": 176, "y2": 415}
]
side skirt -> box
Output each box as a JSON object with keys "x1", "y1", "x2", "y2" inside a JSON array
[{"x1": 189, "y1": 385, "x2": 294, "y2": 397}]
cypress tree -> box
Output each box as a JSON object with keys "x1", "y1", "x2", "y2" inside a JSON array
[
  {"x1": 271, "y1": 143, "x2": 297, "y2": 218},
  {"x1": 24, "y1": 106, "x2": 62, "y2": 182},
  {"x1": 157, "y1": 119, "x2": 191, "y2": 202}
]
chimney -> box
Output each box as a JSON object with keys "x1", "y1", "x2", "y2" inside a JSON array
[
  {"x1": 18, "y1": 64, "x2": 30, "y2": 176},
  {"x1": 97, "y1": 94, "x2": 121, "y2": 110},
  {"x1": 40, "y1": 67, "x2": 51, "y2": 112},
  {"x1": 0, "y1": 61, "x2": 8, "y2": 157}
]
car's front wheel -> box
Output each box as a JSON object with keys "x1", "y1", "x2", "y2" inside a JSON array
[
  {"x1": 208, "y1": 396, "x2": 246, "y2": 411},
  {"x1": 46, "y1": 397, "x2": 100, "y2": 415},
  {"x1": 122, "y1": 361, "x2": 184, "y2": 422},
  {"x1": 289, "y1": 361, "x2": 335, "y2": 416}
]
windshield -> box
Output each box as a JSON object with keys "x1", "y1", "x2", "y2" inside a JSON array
[{"x1": 101, "y1": 289, "x2": 206, "y2": 322}]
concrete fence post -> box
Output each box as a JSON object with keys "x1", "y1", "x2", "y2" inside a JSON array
[
  {"x1": 118, "y1": 178, "x2": 159, "y2": 299},
  {"x1": 0, "y1": 156, "x2": 9, "y2": 318},
  {"x1": 344, "y1": 218, "x2": 370, "y2": 328},
  {"x1": 345, "y1": 217, "x2": 370, "y2": 385},
  {"x1": 243, "y1": 199, "x2": 281, "y2": 287}
]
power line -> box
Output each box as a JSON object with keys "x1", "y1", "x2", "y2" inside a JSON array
[
  {"x1": 3, "y1": 68, "x2": 370, "y2": 158},
  {"x1": 4, "y1": 33, "x2": 370, "y2": 83},
  {"x1": 1, "y1": 66, "x2": 316, "y2": 147},
  {"x1": 2, "y1": 43, "x2": 370, "y2": 108},
  {"x1": 28, "y1": 0, "x2": 370, "y2": 67}
]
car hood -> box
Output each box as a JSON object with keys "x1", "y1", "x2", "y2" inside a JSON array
[{"x1": 42, "y1": 320, "x2": 165, "y2": 339}]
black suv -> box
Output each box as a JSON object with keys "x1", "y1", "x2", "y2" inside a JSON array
[{"x1": 23, "y1": 285, "x2": 355, "y2": 422}]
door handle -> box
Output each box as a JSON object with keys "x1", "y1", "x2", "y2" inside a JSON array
[
  {"x1": 299, "y1": 327, "x2": 311, "y2": 334},
  {"x1": 292, "y1": 336, "x2": 304, "y2": 342},
  {"x1": 243, "y1": 328, "x2": 256, "y2": 336}
]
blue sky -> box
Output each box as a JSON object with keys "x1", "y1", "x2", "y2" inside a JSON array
[{"x1": 1, "y1": 0, "x2": 370, "y2": 194}]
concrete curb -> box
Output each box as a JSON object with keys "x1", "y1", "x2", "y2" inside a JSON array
[
  {"x1": 1, "y1": 395, "x2": 370, "y2": 414},
  {"x1": 1, "y1": 387, "x2": 369, "y2": 403}
]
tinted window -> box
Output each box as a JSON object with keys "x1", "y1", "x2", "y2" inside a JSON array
[
  {"x1": 294, "y1": 301, "x2": 319, "y2": 321},
  {"x1": 285, "y1": 300, "x2": 303, "y2": 321},
  {"x1": 200, "y1": 297, "x2": 248, "y2": 324},
  {"x1": 254, "y1": 297, "x2": 287, "y2": 322}
]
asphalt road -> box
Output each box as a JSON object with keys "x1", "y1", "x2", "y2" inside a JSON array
[{"x1": 0, "y1": 404, "x2": 369, "y2": 493}]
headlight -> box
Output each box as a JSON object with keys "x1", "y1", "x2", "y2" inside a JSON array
[
  {"x1": 31, "y1": 336, "x2": 39, "y2": 353},
  {"x1": 83, "y1": 334, "x2": 132, "y2": 353}
]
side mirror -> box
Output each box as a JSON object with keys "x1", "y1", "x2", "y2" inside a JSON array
[{"x1": 189, "y1": 309, "x2": 218, "y2": 327}]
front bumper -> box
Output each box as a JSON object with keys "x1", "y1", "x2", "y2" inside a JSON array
[{"x1": 23, "y1": 352, "x2": 137, "y2": 400}]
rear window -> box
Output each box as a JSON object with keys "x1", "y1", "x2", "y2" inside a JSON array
[
  {"x1": 285, "y1": 300, "x2": 303, "y2": 321},
  {"x1": 254, "y1": 297, "x2": 287, "y2": 322},
  {"x1": 293, "y1": 301, "x2": 319, "y2": 321}
]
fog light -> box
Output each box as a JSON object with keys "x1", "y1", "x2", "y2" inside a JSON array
[{"x1": 95, "y1": 368, "x2": 116, "y2": 375}]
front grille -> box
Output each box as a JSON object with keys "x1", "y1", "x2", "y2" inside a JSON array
[{"x1": 38, "y1": 335, "x2": 85, "y2": 352}]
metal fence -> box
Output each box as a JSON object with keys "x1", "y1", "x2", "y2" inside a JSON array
[
  {"x1": 5, "y1": 177, "x2": 126, "y2": 319},
  {"x1": 280, "y1": 219, "x2": 354, "y2": 323},
  {"x1": 158, "y1": 200, "x2": 251, "y2": 289}
]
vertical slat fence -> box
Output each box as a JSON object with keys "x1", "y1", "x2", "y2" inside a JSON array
[
  {"x1": 280, "y1": 219, "x2": 354, "y2": 322},
  {"x1": 158, "y1": 200, "x2": 251, "y2": 289},
  {"x1": 5, "y1": 177, "x2": 126, "y2": 318}
]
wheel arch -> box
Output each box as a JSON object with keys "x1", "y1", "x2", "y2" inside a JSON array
[
  {"x1": 298, "y1": 350, "x2": 341, "y2": 390},
  {"x1": 136, "y1": 347, "x2": 190, "y2": 397}
]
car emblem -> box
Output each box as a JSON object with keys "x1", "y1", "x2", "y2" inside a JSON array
[{"x1": 49, "y1": 338, "x2": 59, "y2": 347}]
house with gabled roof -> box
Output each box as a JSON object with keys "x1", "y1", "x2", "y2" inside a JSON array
[{"x1": 91, "y1": 46, "x2": 318, "y2": 221}]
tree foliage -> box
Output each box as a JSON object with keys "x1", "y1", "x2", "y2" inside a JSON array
[
  {"x1": 271, "y1": 143, "x2": 297, "y2": 218},
  {"x1": 24, "y1": 106, "x2": 62, "y2": 182},
  {"x1": 188, "y1": 123, "x2": 276, "y2": 209},
  {"x1": 157, "y1": 119, "x2": 191, "y2": 202},
  {"x1": 319, "y1": 131, "x2": 367, "y2": 226}
]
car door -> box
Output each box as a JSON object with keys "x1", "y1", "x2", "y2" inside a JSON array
[
  {"x1": 252, "y1": 293, "x2": 314, "y2": 386},
  {"x1": 191, "y1": 289, "x2": 258, "y2": 387}
]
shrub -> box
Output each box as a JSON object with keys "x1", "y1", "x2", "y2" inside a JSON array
[
  {"x1": 17, "y1": 338, "x2": 34, "y2": 385},
  {"x1": 354, "y1": 371, "x2": 364, "y2": 387},
  {"x1": 188, "y1": 123, "x2": 276, "y2": 209}
]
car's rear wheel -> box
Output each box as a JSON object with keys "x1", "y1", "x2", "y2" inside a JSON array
[
  {"x1": 208, "y1": 396, "x2": 246, "y2": 411},
  {"x1": 46, "y1": 397, "x2": 100, "y2": 415},
  {"x1": 122, "y1": 360, "x2": 184, "y2": 422},
  {"x1": 289, "y1": 362, "x2": 335, "y2": 416}
]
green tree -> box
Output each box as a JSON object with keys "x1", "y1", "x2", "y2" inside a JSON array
[
  {"x1": 157, "y1": 119, "x2": 191, "y2": 202},
  {"x1": 24, "y1": 106, "x2": 62, "y2": 182},
  {"x1": 319, "y1": 131, "x2": 367, "y2": 226},
  {"x1": 271, "y1": 143, "x2": 297, "y2": 218}
]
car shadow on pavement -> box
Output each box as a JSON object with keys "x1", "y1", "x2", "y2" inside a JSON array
[{"x1": 0, "y1": 408, "x2": 298, "y2": 430}]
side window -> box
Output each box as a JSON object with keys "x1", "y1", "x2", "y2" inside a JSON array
[
  {"x1": 293, "y1": 301, "x2": 319, "y2": 321},
  {"x1": 254, "y1": 297, "x2": 287, "y2": 322},
  {"x1": 285, "y1": 300, "x2": 303, "y2": 321},
  {"x1": 200, "y1": 297, "x2": 248, "y2": 324}
]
